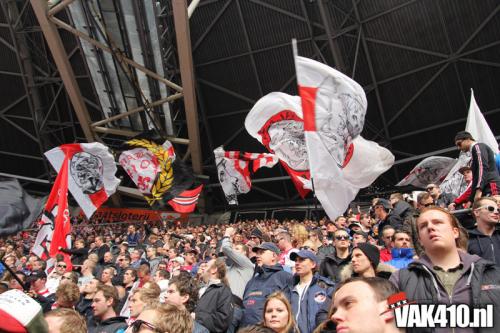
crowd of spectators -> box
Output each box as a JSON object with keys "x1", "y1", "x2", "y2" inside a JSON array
[{"x1": 0, "y1": 189, "x2": 498, "y2": 333}]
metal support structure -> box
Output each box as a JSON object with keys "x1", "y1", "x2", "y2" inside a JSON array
[
  {"x1": 172, "y1": 0, "x2": 203, "y2": 175},
  {"x1": 30, "y1": 0, "x2": 95, "y2": 142},
  {"x1": 317, "y1": 0, "x2": 346, "y2": 73}
]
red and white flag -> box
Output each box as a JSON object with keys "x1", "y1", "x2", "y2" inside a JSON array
[
  {"x1": 396, "y1": 156, "x2": 457, "y2": 188},
  {"x1": 245, "y1": 92, "x2": 311, "y2": 198},
  {"x1": 295, "y1": 54, "x2": 394, "y2": 219},
  {"x1": 168, "y1": 185, "x2": 203, "y2": 213},
  {"x1": 214, "y1": 146, "x2": 279, "y2": 204},
  {"x1": 32, "y1": 154, "x2": 72, "y2": 271},
  {"x1": 45, "y1": 143, "x2": 120, "y2": 219}
]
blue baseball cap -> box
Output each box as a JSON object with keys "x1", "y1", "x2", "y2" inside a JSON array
[
  {"x1": 252, "y1": 242, "x2": 281, "y2": 254},
  {"x1": 290, "y1": 250, "x2": 318, "y2": 264}
]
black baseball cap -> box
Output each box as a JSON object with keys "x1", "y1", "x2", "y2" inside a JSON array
[{"x1": 252, "y1": 242, "x2": 280, "y2": 255}]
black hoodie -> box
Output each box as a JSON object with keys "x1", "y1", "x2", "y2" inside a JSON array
[
  {"x1": 88, "y1": 316, "x2": 127, "y2": 333},
  {"x1": 467, "y1": 227, "x2": 500, "y2": 266}
]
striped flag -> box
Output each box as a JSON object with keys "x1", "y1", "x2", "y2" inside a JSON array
[
  {"x1": 168, "y1": 185, "x2": 203, "y2": 213},
  {"x1": 214, "y1": 146, "x2": 279, "y2": 204}
]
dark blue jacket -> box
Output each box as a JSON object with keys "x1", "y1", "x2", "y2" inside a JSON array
[
  {"x1": 291, "y1": 274, "x2": 335, "y2": 333},
  {"x1": 467, "y1": 228, "x2": 500, "y2": 266},
  {"x1": 386, "y1": 248, "x2": 414, "y2": 269},
  {"x1": 240, "y1": 264, "x2": 293, "y2": 327}
]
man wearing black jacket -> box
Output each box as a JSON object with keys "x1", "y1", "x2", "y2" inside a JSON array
[
  {"x1": 195, "y1": 258, "x2": 234, "y2": 333},
  {"x1": 468, "y1": 197, "x2": 500, "y2": 265},
  {"x1": 455, "y1": 131, "x2": 500, "y2": 201},
  {"x1": 60, "y1": 239, "x2": 88, "y2": 266}
]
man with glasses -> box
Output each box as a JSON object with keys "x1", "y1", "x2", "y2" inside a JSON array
[
  {"x1": 113, "y1": 254, "x2": 131, "y2": 286},
  {"x1": 468, "y1": 197, "x2": 500, "y2": 265},
  {"x1": 373, "y1": 199, "x2": 402, "y2": 236},
  {"x1": 319, "y1": 229, "x2": 352, "y2": 283},
  {"x1": 455, "y1": 131, "x2": 500, "y2": 202},
  {"x1": 47, "y1": 260, "x2": 67, "y2": 294},
  {"x1": 425, "y1": 183, "x2": 454, "y2": 208}
]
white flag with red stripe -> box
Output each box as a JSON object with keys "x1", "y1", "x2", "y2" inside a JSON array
[
  {"x1": 214, "y1": 146, "x2": 279, "y2": 204},
  {"x1": 45, "y1": 143, "x2": 120, "y2": 219},
  {"x1": 295, "y1": 54, "x2": 394, "y2": 219},
  {"x1": 168, "y1": 185, "x2": 203, "y2": 213}
]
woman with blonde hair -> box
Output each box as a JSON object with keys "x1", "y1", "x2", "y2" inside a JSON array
[
  {"x1": 261, "y1": 292, "x2": 298, "y2": 333},
  {"x1": 290, "y1": 224, "x2": 308, "y2": 249}
]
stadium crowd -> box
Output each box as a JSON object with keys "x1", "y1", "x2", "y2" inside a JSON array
[{"x1": 0, "y1": 132, "x2": 499, "y2": 333}]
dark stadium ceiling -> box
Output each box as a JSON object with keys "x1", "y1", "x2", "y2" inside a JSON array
[{"x1": 0, "y1": 0, "x2": 499, "y2": 213}]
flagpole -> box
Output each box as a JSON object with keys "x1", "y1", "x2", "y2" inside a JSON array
[{"x1": 310, "y1": 177, "x2": 320, "y2": 222}]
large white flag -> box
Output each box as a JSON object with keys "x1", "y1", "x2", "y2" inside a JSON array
[
  {"x1": 45, "y1": 143, "x2": 120, "y2": 219},
  {"x1": 396, "y1": 156, "x2": 457, "y2": 188},
  {"x1": 466, "y1": 89, "x2": 498, "y2": 154},
  {"x1": 295, "y1": 55, "x2": 394, "y2": 219}
]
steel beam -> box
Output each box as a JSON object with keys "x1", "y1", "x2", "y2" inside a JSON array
[
  {"x1": 317, "y1": 0, "x2": 346, "y2": 73},
  {"x1": 172, "y1": 0, "x2": 203, "y2": 175},
  {"x1": 30, "y1": 0, "x2": 95, "y2": 142}
]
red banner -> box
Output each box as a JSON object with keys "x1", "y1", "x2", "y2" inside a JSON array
[{"x1": 79, "y1": 207, "x2": 183, "y2": 223}]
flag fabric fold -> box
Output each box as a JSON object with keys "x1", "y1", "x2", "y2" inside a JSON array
[
  {"x1": 396, "y1": 156, "x2": 457, "y2": 188},
  {"x1": 167, "y1": 185, "x2": 203, "y2": 213},
  {"x1": 214, "y1": 146, "x2": 279, "y2": 204},
  {"x1": 295, "y1": 55, "x2": 393, "y2": 219},
  {"x1": 466, "y1": 89, "x2": 499, "y2": 154},
  {"x1": 245, "y1": 92, "x2": 311, "y2": 197},
  {"x1": 45, "y1": 143, "x2": 120, "y2": 219}
]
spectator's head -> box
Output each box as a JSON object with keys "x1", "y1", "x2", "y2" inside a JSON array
[
  {"x1": 82, "y1": 259, "x2": 96, "y2": 273},
  {"x1": 335, "y1": 216, "x2": 347, "y2": 229},
  {"x1": 276, "y1": 232, "x2": 292, "y2": 251},
  {"x1": 253, "y1": 242, "x2": 280, "y2": 267},
  {"x1": 129, "y1": 287, "x2": 160, "y2": 318},
  {"x1": 27, "y1": 270, "x2": 47, "y2": 293},
  {"x1": 95, "y1": 236, "x2": 103, "y2": 247},
  {"x1": 262, "y1": 292, "x2": 296, "y2": 333},
  {"x1": 233, "y1": 242, "x2": 249, "y2": 257},
  {"x1": 100, "y1": 267, "x2": 116, "y2": 284},
  {"x1": 392, "y1": 230, "x2": 412, "y2": 249},
  {"x1": 82, "y1": 278, "x2": 100, "y2": 296},
  {"x1": 127, "y1": 225, "x2": 136, "y2": 234},
  {"x1": 128, "y1": 304, "x2": 193, "y2": 333},
  {"x1": 168, "y1": 248, "x2": 178, "y2": 260},
  {"x1": 103, "y1": 252, "x2": 114, "y2": 264},
  {"x1": 417, "y1": 207, "x2": 464, "y2": 255},
  {"x1": 352, "y1": 243, "x2": 379, "y2": 277},
  {"x1": 92, "y1": 285, "x2": 119, "y2": 320},
  {"x1": 117, "y1": 254, "x2": 131, "y2": 269},
  {"x1": 61, "y1": 271, "x2": 78, "y2": 285},
  {"x1": 123, "y1": 268, "x2": 137, "y2": 286},
  {"x1": 359, "y1": 213, "x2": 372, "y2": 228},
  {"x1": 146, "y1": 246, "x2": 157, "y2": 260},
  {"x1": 454, "y1": 131, "x2": 475, "y2": 152},
  {"x1": 202, "y1": 258, "x2": 228, "y2": 285},
  {"x1": 137, "y1": 264, "x2": 151, "y2": 282},
  {"x1": 330, "y1": 277, "x2": 400, "y2": 333},
  {"x1": 374, "y1": 199, "x2": 392, "y2": 219},
  {"x1": 55, "y1": 260, "x2": 67, "y2": 275},
  {"x1": 55, "y1": 282, "x2": 80, "y2": 308},
  {"x1": 131, "y1": 249, "x2": 143, "y2": 261},
  {"x1": 183, "y1": 250, "x2": 197, "y2": 265},
  {"x1": 154, "y1": 270, "x2": 170, "y2": 283},
  {"x1": 74, "y1": 239, "x2": 85, "y2": 249},
  {"x1": 250, "y1": 228, "x2": 263, "y2": 245},
  {"x1": 8, "y1": 271, "x2": 26, "y2": 291},
  {"x1": 389, "y1": 193, "x2": 403, "y2": 206},
  {"x1": 333, "y1": 229, "x2": 350, "y2": 251},
  {"x1": 165, "y1": 275, "x2": 199, "y2": 312},
  {"x1": 458, "y1": 166, "x2": 473, "y2": 182},
  {"x1": 417, "y1": 192, "x2": 434, "y2": 211},
  {"x1": 381, "y1": 226, "x2": 396, "y2": 249},
  {"x1": 352, "y1": 230, "x2": 367, "y2": 246},
  {"x1": 426, "y1": 183, "x2": 441, "y2": 199},
  {"x1": 472, "y1": 197, "x2": 499, "y2": 226},
  {"x1": 45, "y1": 308, "x2": 87, "y2": 333},
  {"x1": 290, "y1": 250, "x2": 318, "y2": 278}
]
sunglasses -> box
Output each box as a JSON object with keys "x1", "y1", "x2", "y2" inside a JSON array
[
  {"x1": 57, "y1": 265, "x2": 67, "y2": 268},
  {"x1": 128, "y1": 319, "x2": 158, "y2": 333},
  {"x1": 335, "y1": 235, "x2": 349, "y2": 241},
  {"x1": 300, "y1": 246, "x2": 312, "y2": 250},
  {"x1": 477, "y1": 205, "x2": 500, "y2": 213},
  {"x1": 61, "y1": 276, "x2": 72, "y2": 280}
]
